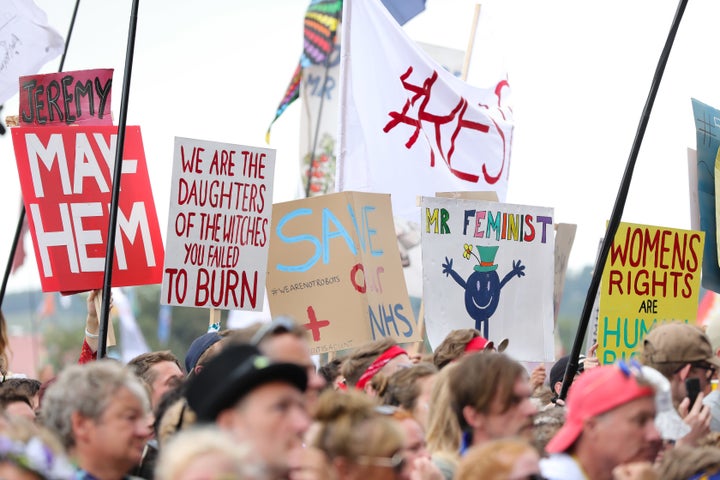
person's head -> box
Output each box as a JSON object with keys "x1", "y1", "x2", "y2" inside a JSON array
[
  {"x1": 548, "y1": 354, "x2": 585, "y2": 399},
  {"x1": 380, "y1": 407, "x2": 431, "y2": 480},
  {"x1": 185, "y1": 343, "x2": 310, "y2": 477},
  {"x1": 456, "y1": 438, "x2": 541, "y2": 480},
  {"x1": 319, "y1": 358, "x2": 346, "y2": 390},
  {"x1": 449, "y1": 352, "x2": 536, "y2": 445},
  {"x1": 251, "y1": 317, "x2": 327, "y2": 413},
  {"x1": 432, "y1": 329, "x2": 492, "y2": 369},
  {"x1": 640, "y1": 322, "x2": 720, "y2": 406},
  {"x1": 0, "y1": 416, "x2": 74, "y2": 480},
  {"x1": 0, "y1": 378, "x2": 42, "y2": 412},
  {"x1": 127, "y1": 350, "x2": 184, "y2": 409},
  {"x1": 184, "y1": 331, "x2": 224, "y2": 378},
  {"x1": 312, "y1": 389, "x2": 406, "y2": 480},
  {"x1": 0, "y1": 392, "x2": 35, "y2": 422},
  {"x1": 342, "y1": 339, "x2": 411, "y2": 393},
  {"x1": 39, "y1": 360, "x2": 151, "y2": 477},
  {"x1": 155, "y1": 426, "x2": 262, "y2": 480},
  {"x1": 378, "y1": 362, "x2": 437, "y2": 430},
  {"x1": 546, "y1": 362, "x2": 661, "y2": 478}
]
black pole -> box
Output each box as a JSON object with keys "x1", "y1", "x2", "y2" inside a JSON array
[
  {"x1": 0, "y1": 0, "x2": 81, "y2": 309},
  {"x1": 559, "y1": 0, "x2": 688, "y2": 401},
  {"x1": 98, "y1": 0, "x2": 140, "y2": 358},
  {"x1": 304, "y1": 9, "x2": 342, "y2": 198}
]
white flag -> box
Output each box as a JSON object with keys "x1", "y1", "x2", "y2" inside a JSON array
[
  {"x1": 113, "y1": 288, "x2": 150, "y2": 363},
  {"x1": 0, "y1": 0, "x2": 64, "y2": 104},
  {"x1": 337, "y1": 0, "x2": 513, "y2": 222}
]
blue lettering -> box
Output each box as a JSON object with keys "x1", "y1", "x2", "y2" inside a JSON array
[{"x1": 275, "y1": 208, "x2": 320, "y2": 272}]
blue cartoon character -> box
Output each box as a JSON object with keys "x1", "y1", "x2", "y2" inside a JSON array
[{"x1": 442, "y1": 244, "x2": 525, "y2": 338}]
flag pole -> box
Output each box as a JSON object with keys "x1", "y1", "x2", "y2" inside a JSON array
[
  {"x1": 0, "y1": 0, "x2": 82, "y2": 309},
  {"x1": 336, "y1": 0, "x2": 351, "y2": 191},
  {"x1": 559, "y1": 0, "x2": 688, "y2": 401},
  {"x1": 461, "y1": 3, "x2": 481, "y2": 82},
  {"x1": 304, "y1": 10, "x2": 343, "y2": 198},
  {"x1": 98, "y1": 0, "x2": 140, "y2": 358}
]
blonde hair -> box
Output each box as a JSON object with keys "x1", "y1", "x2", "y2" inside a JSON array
[
  {"x1": 456, "y1": 438, "x2": 538, "y2": 480},
  {"x1": 155, "y1": 426, "x2": 261, "y2": 480},
  {"x1": 426, "y1": 362, "x2": 461, "y2": 462},
  {"x1": 312, "y1": 389, "x2": 403, "y2": 464}
]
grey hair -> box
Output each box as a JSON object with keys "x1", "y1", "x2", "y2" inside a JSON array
[
  {"x1": 39, "y1": 359, "x2": 150, "y2": 449},
  {"x1": 155, "y1": 426, "x2": 263, "y2": 480}
]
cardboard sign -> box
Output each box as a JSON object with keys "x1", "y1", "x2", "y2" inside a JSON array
[
  {"x1": 267, "y1": 192, "x2": 418, "y2": 354},
  {"x1": 161, "y1": 137, "x2": 275, "y2": 310},
  {"x1": 11, "y1": 125, "x2": 165, "y2": 292},
  {"x1": 19, "y1": 69, "x2": 113, "y2": 126},
  {"x1": 597, "y1": 222, "x2": 704, "y2": 364},
  {"x1": 421, "y1": 196, "x2": 555, "y2": 362}
]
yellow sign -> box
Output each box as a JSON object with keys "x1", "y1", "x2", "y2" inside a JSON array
[{"x1": 598, "y1": 222, "x2": 704, "y2": 363}]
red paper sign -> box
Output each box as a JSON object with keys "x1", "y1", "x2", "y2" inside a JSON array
[
  {"x1": 19, "y1": 69, "x2": 113, "y2": 126},
  {"x1": 11, "y1": 125, "x2": 165, "y2": 292}
]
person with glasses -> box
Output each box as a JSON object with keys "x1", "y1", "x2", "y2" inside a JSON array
[
  {"x1": 448, "y1": 352, "x2": 537, "y2": 453},
  {"x1": 639, "y1": 321, "x2": 715, "y2": 444},
  {"x1": 307, "y1": 389, "x2": 407, "y2": 480},
  {"x1": 540, "y1": 362, "x2": 662, "y2": 480}
]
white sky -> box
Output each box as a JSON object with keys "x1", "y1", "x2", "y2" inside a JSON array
[{"x1": 4, "y1": 0, "x2": 720, "y2": 292}]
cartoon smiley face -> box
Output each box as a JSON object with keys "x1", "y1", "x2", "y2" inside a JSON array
[{"x1": 464, "y1": 270, "x2": 501, "y2": 320}]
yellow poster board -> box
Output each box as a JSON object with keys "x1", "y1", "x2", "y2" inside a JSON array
[{"x1": 597, "y1": 222, "x2": 704, "y2": 363}]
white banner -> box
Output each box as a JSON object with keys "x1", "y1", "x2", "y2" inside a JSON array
[
  {"x1": 337, "y1": 0, "x2": 513, "y2": 223},
  {"x1": 0, "y1": 0, "x2": 63, "y2": 104}
]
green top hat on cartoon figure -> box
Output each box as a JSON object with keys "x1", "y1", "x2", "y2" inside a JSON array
[{"x1": 473, "y1": 245, "x2": 499, "y2": 272}]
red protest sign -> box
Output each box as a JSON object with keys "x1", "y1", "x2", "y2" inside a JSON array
[
  {"x1": 19, "y1": 69, "x2": 113, "y2": 127},
  {"x1": 11, "y1": 125, "x2": 165, "y2": 292}
]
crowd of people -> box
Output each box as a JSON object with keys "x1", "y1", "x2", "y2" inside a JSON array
[{"x1": 0, "y1": 291, "x2": 719, "y2": 480}]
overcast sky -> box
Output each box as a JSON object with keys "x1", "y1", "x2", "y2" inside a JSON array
[{"x1": 4, "y1": 0, "x2": 720, "y2": 292}]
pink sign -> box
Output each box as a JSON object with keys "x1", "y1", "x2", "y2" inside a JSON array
[
  {"x1": 12, "y1": 125, "x2": 165, "y2": 292},
  {"x1": 19, "y1": 69, "x2": 113, "y2": 126}
]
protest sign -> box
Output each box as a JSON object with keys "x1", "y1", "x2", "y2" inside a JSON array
[
  {"x1": 597, "y1": 223, "x2": 705, "y2": 364},
  {"x1": 421, "y1": 196, "x2": 555, "y2": 362},
  {"x1": 691, "y1": 99, "x2": 720, "y2": 292},
  {"x1": 11, "y1": 125, "x2": 165, "y2": 292},
  {"x1": 161, "y1": 137, "x2": 275, "y2": 310},
  {"x1": 267, "y1": 192, "x2": 418, "y2": 354},
  {"x1": 597, "y1": 222, "x2": 704, "y2": 364},
  {"x1": 19, "y1": 69, "x2": 113, "y2": 126}
]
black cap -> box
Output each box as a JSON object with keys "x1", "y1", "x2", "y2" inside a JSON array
[
  {"x1": 185, "y1": 343, "x2": 307, "y2": 422},
  {"x1": 549, "y1": 354, "x2": 586, "y2": 389}
]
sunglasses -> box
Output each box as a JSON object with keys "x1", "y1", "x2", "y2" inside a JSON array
[
  {"x1": 357, "y1": 451, "x2": 406, "y2": 474},
  {"x1": 691, "y1": 362, "x2": 717, "y2": 378}
]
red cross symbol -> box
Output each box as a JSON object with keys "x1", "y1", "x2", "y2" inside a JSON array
[{"x1": 304, "y1": 306, "x2": 330, "y2": 342}]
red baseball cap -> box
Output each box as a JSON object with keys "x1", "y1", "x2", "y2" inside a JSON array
[{"x1": 545, "y1": 363, "x2": 655, "y2": 453}]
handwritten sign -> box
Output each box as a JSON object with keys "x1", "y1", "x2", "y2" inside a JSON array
[
  {"x1": 19, "y1": 69, "x2": 113, "y2": 126},
  {"x1": 11, "y1": 125, "x2": 165, "y2": 292},
  {"x1": 161, "y1": 137, "x2": 275, "y2": 310},
  {"x1": 267, "y1": 192, "x2": 418, "y2": 354},
  {"x1": 597, "y1": 222, "x2": 704, "y2": 363},
  {"x1": 421, "y1": 196, "x2": 555, "y2": 362}
]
